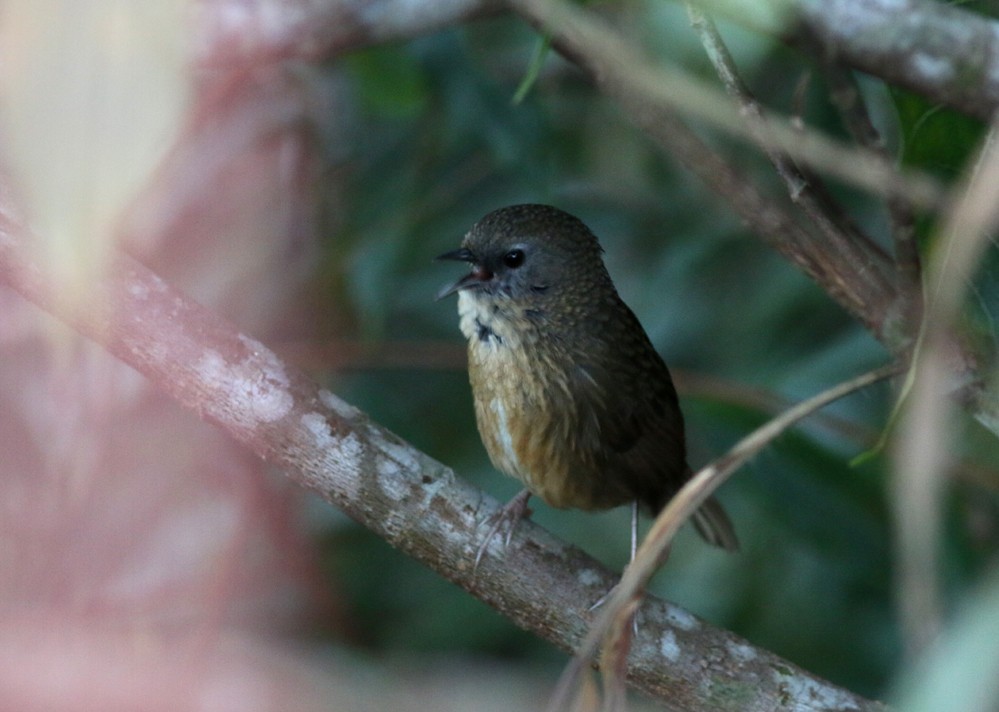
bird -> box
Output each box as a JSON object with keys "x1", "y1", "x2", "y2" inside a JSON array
[{"x1": 436, "y1": 204, "x2": 738, "y2": 568}]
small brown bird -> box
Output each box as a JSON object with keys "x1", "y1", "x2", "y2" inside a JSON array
[{"x1": 437, "y1": 204, "x2": 737, "y2": 564}]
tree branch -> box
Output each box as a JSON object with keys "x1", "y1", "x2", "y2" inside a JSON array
[
  {"x1": 817, "y1": 60, "x2": 922, "y2": 301},
  {"x1": 0, "y1": 215, "x2": 884, "y2": 711},
  {"x1": 792, "y1": 0, "x2": 999, "y2": 122},
  {"x1": 685, "y1": 2, "x2": 901, "y2": 311},
  {"x1": 553, "y1": 362, "x2": 902, "y2": 711},
  {"x1": 694, "y1": 0, "x2": 999, "y2": 121},
  {"x1": 893, "y1": 118, "x2": 999, "y2": 658},
  {"x1": 194, "y1": 0, "x2": 999, "y2": 122},
  {"x1": 509, "y1": 0, "x2": 912, "y2": 346}
]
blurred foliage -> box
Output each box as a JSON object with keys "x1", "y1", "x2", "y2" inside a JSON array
[{"x1": 303, "y1": 2, "x2": 999, "y2": 705}]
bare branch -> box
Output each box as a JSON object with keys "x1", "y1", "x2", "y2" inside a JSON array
[
  {"x1": 893, "y1": 118, "x2": 999, "y2": 658},
  {"x1": 550, "y1": 363, "x2": 901, "y2": 712},
  {"x1": 818, "y1": 61, "x2": 922, "y2": 300},
  {"x1": 694, "y1": 0, "x2": 999, "y2": 121},
  {"x1": 0, "y1": 213, "x2": 884, "y2": 712},
  {"x1": 793, "y1": 0, "x2": 999, "y2": 123},
  {"x1": 685, "y1": 3, "x2": 900, "y2": 311},
  {"x1": 192, "y1": 0, "x2": 999, "y2": 122},
  {"x1": 510, "y1": 0, "x2": 912, "y2": 345}
]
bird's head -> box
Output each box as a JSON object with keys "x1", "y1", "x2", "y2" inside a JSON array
[{"x1": 436, "y1": 204, "x2": 609, "y2": 304}]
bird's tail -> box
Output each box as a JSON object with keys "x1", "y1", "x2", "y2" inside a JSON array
[{"x1": 691, "y1": 496, "x2": 739, "y2": 552}]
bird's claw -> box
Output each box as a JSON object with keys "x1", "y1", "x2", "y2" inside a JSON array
[
  {"x1": 473, "y1": 489, "x2": 532, "y2": 574},
  {"x1": 588, "y1": 582, "x2": 640, "y2": 634}
]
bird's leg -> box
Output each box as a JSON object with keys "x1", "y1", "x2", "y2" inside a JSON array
[
  {"x1": 473, "y1": 488, "x2": 533, "y2": 573},
  {"x1": 589, "y1": 501, "x2": 652, "y2": 634},
  {"x1": 630, "y1": 498, "x2": 638, "y2": 564},
  {"x1": 589, "y1": 501, "x2": 643, "y2": 613},
  {"x1": 627, "y1": 500, "x2": 641, "y2": 633}
]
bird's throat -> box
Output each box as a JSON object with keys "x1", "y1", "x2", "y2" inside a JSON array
[{"x1": 457, "y1": 291, "x2": 507, "y2": 349}]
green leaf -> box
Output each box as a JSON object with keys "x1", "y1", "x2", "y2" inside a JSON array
[
  {"x1": 512, "y1": 34, "x2": 552, "y2": 105},
  {"x1": 346, "y1": 46, "x2": 429, "y2": 119}
]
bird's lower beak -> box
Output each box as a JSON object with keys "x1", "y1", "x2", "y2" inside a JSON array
[
  {"x1": 436, "y1": 271, "x2": 484, "y2": 300},
  {"x1": 435, "y1": 248, "x2": 492, "y2": 300}
]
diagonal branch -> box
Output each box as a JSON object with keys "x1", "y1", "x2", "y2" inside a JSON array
[
  {"x1": 0, "y1": 213, "x2": 883, "y2": 712},
  {"x1": 791, "y1": 0, "x2": 999, "y2": 123},
  {"x1": 694, "y1": 0, "x2": 999, "y2": 121},
  {"x1": 818, "y1": 59, "x2": 922, "y2": 301},
  {"x1": 193, "y1": 0, "x2": 999, "y2": 123},
  {"x1": 550, "y1": 362, "x2": 902, "y2": 711},
  {"x1": 684, "y1": 2, "x2": 902, "y2": 312},
  {"x1": 509, "y1": 0, "x2": 911, "y2": 345}
]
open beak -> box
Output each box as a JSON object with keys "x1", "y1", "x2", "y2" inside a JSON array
[{"x1": 435, "y1": 247, "x2": 491, "y2": 300}]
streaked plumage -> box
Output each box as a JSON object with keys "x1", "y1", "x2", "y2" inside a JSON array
[{"x1": 438, "y1": 204, "x2": 737, "y2": 552}]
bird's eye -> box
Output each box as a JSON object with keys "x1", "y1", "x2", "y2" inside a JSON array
[{"x1": 503, "y1": 249, "x2": 525, "y2": 269}]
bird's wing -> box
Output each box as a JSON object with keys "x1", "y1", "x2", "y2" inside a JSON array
[
  {"x1": 569, "y1": 303, "x2": 738, "y2": 550},
  {"x1": 568, "y1": 304, "x2": 688, "y2": 512}
]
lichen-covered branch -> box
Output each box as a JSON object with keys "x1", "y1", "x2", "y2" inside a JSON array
[
  {"x1": 193, "y1": 0, "x2": 999, "y2": 119},
  {"x1": 510, "y1": 0, "x2": 911, "y2": 346},
  {"x1": 0, "y1": 218, "x2": 884, "y2": 712},
  {"x1": 193, "y1": 0, "x2": 999, "y2": 122},
  {"x1": 793, "y1": 0, "x2": 999, "y2": 122},
  {"x1": 694, "y1": 0, "x2": 999, "y2": 121},
  {"x1": 685, "y1": 2, "x2": 907, "y2": 319}
]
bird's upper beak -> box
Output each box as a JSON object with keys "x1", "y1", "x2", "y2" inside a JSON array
[
  {"x1": 435, "y1": 247, "x2": 492, "y2": 300},
  {"x1": 436, "y1": 247, "x2": 475, "y2": 264}
]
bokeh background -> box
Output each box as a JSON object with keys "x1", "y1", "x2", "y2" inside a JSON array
[
  {"x1": 315, "y1": 5, "x2": 997, "y2": 700},
  {"x1": 2, "y1": 1, "x2": 999, "y2": 710}
]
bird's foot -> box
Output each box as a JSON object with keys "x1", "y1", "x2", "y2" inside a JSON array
[
  {"x1": 589, "y1": 586, "x2": 613, "y2": 612},
  {"x1": 588, "y1": 581, "x2": 640, "y2": 634},
  {"x1": 473, "y1": 489, "x2": 532, "y2": 573}
]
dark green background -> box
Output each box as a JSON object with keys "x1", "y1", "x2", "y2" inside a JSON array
[{"x1": 301, "y1": 3, "x2": 999, "y2": 703}]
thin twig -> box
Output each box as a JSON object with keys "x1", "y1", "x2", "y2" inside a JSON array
[
  {"x1": 820, "y1": 61, "x2": 922, "y2": 302},
  {"x1": 685, "y1": 3, "x2": 897, "y2": 301},
  {"x1": 546, "y1": 0, "x2": 946, "y2": 211},
  {"x1": 892, "y1": 119, "x2": 999, "y2": 658},
  {"x1": 549, "y1": 362, "x2": 902, "y2": 712},
  {"x1": 511, "y1": 0, "x2": 907, "y2": 342}
]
